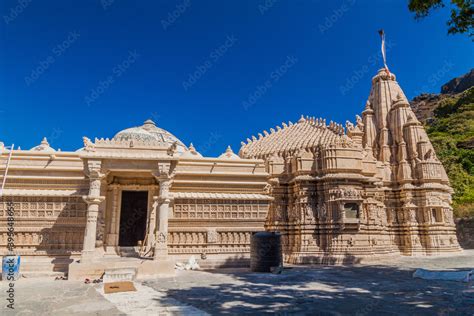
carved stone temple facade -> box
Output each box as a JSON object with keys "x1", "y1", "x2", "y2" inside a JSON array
[
  {"x1": 0, "y1": 69, "x2": 461, "y2": 277},
  {"x1": 240, "y1": 69, "x2": 460, "y2": 263}
]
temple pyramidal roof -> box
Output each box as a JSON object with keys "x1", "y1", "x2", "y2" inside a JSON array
[{"x1": 239, "y1": 115, "x2": 344, "y2": 159}]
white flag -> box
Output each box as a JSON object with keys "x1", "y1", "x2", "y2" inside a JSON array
[{"x1": 378, "y1": 29, "x2": 390, "y2": 74}]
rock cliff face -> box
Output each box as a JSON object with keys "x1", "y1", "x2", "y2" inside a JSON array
[
  {"x1": 441, "y1": 69, "x2": 474, "y2": 94},
  {"x1": 411, "y1": 69, "x2": 474, "y2": 123},
  {"x1": 411, "y1": 93, "x2": 445, "y2": 123}
]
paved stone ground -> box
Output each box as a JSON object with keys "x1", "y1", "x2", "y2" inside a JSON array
[
  {"x1": 1, "y1": 250, "x2": 474, "y2": 315},
  {"x1": 145, "y1": 251, "x2": 474, "y2": 315},
  {"x1": 0, "y1": 278, "x2": 122, "y2": 315}
]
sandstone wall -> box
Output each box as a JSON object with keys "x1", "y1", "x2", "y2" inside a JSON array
[
  {"x1": 0, "y1": 196, "x2": 86, "y2": 256},
  {"x1": 169, "y1": 198, "x2": 270, "y2": 267}
]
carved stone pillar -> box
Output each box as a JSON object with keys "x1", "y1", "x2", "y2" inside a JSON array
[
  {"x1": 81, "y1": 162, "x2": 106, "y2": 261},
  {"x1": 106, "y1": 184, "x2": 119, "y2": 251},
  {"x1": 152, "y1": 161, "x2": 174, "y2": 260},
  {"x1": 154, "y1": 179, "x2": 171, "y2": 259},
  {"x1": 143, "y1": 188, "x2": 158, "y2": 255}
]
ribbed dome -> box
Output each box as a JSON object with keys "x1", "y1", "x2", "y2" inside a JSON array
[
  {"x1": 219, "y1": 146, "x2": 240, "y2": 160},
  {"x1": 30, "y1": 137, "x2": 56, "y2": 152},
  {"x1": 113, "y1": 119, "x2": 187, "y2": 152}
]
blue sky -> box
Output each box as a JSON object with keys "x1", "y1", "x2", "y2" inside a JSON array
[{"x1": 0, "y1": 0, "x2": 472, "y2": 156}]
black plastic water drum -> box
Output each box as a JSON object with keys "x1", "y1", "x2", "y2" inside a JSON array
[{"x1": 250, "y1": 232, "x2": 282, "y2": 272}]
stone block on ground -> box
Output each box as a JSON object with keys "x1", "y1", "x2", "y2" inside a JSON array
[{"x1": 137, "y1": 259, "x2": 175, "y2": 279}]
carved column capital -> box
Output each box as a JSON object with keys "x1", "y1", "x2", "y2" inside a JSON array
[
  {"x1": 153, "y1": 195, "x2": 171, "y2": 205},
  {"x1": 152, "y1": 161, "x2": 176, "y2": 181},
  {"x1": 89, "y1": 170, "x2": 107, "y2": 180},
  {"x1": 82, "y1": 195, "x2": 105, "y2": 205},
  {"x1": 84, "y1": 159, "x2": 108, "y2": 179}
]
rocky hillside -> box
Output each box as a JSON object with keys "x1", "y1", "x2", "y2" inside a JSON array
[
  {"x1": 411, "y1": 69, "x2": 474, "y2": 217},
  {"x1": 441, "y1": 69, "x2": 474, "y2": 94},
  {"x1": 411, "y1": 68, "x2": 474, "y2": 123}
]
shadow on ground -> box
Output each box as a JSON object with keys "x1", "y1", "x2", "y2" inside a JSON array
[{"x1": 146, "y1": 264, "x2": 474, "y2": 315}]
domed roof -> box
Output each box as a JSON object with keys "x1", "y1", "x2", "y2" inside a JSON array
[
  {"x1": 180, "y1": 143, "x2": 203, "y2": 158},
  {"x1": 30, "y1": 137, "x2": 56, "y2": 152},
  {"x1": 113, "y1": 119, "x2": 187, "y2": 152},
  {"x1": 218, "y1": 146, "x2": 240, "y2": 160}
]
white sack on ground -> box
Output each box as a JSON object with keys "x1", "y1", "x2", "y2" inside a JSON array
[
  {"x1": 174, "y1": 256, "x2": 200, "y2": 270},
  {"x1": 413, "y1": 268, "x2": 474, "y2": 282}
]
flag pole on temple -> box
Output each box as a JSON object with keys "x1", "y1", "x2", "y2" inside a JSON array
[{"x1": 378, "y1": 29, "x2": 390, "y2": 75}]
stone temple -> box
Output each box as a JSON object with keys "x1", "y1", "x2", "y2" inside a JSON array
[{"x1": 0, "y1": 69, "x2": 461, "y2": 278}]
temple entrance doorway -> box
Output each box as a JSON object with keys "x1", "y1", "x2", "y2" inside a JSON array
[{"x1": 119, "y1": 191, "x2": 148, "y2": 247}]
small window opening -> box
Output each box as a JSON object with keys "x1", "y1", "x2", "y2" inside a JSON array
[{"x1": 344, "y1": 203, "x2": 359, "y2": 219}]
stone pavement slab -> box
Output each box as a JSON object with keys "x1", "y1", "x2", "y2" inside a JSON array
[
  {"x1": 0, "y1": 278, "x2": 121, "y2": 315},
  {"x1": 1, "y1": 250, "x2": 473, "y2": 315},
  {"x1": 96, "y1": 282, "x2": 208, "y2": 315},
  {"x1": 145, "y1": 250, "x2": 474, "y2": 315}
]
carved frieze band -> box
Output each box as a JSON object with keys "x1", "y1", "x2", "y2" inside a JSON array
[{"x1": 173, "y1": 199, "x2": 269, "y2": 220}]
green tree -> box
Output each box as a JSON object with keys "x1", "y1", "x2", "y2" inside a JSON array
[
  {"x1": 408, "y1": 0, "x2": 474, "y2": 38},
  {"x1": 427, "y1": 87, "x2": 474, "y2": 217}
]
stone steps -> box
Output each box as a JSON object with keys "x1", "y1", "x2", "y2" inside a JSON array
[
  {"x1": 5, "y1": 256, "x2": 75, "y2": 278},
  {"x1": 119, "y1": 247, "x2": 141, "y2": 258},
  {"x1": 21, "y1": 271, "x2": 65, "y2": 279}
]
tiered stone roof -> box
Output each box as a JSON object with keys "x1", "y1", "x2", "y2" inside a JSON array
[{"x1": 239, "y1": 115, "x2": 344, "y2": 159}]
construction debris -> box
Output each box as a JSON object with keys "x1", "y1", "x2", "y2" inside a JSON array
[{"x1": 175, "y1": 256, "x2": 200, "y2": 270}]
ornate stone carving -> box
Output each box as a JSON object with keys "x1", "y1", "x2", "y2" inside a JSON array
[
  {"x1": 156, "y1": 232, "x2": 167, "y2": 244},
  {"x1": 167, "y1": 142, "x2": 178, "y2": 156},
  {"x1": 330, "y1": 188, "x2": 361, "y2": 200},
  {"x1": 345, "y1": 121, "x2": 355, "y2": 133},
  {"x1": 82, "y1": 137, "x2": 95, "y2": 152},
  {"x1": 443, "y1": 209, "x2": 453, "y2": 224},
  {"x1": 263, "y1": 183, "x2": 273, "y2": 195},
  {"x1": 355, "y1": 114, "x2": 364, "y2": 129},
  {"x1": 207, "y1": 229, "x2": 218, "y2": 243},
  {"x1": 348, "y1": 236, "x2": 356, "y2": 247}
]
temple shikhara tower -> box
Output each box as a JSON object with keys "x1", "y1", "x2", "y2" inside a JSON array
[
  {"x1": 0, "y1": 68, "x2": 461, "y2": 277},
  {"x1": 240, "y1": 69, "x2": 460, "y2": 263}
]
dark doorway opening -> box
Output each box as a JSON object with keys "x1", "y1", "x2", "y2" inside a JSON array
[{"x1": 119, "y1": 191, "x2": 148, "y2": 247}]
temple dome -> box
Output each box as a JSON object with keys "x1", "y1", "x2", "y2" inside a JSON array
[
  {"x1": 30, "y1": 137, "x2": 56, "y2": 152},
  {"x1": 219, "y1": 146, "x2": 240, "y2": 160},
  {"x1": 180, "y1": 143, "x2": 203, "y2": 158},
  {"x1": 113, "y1": 119, "x2": 187, "y2": 152}
]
